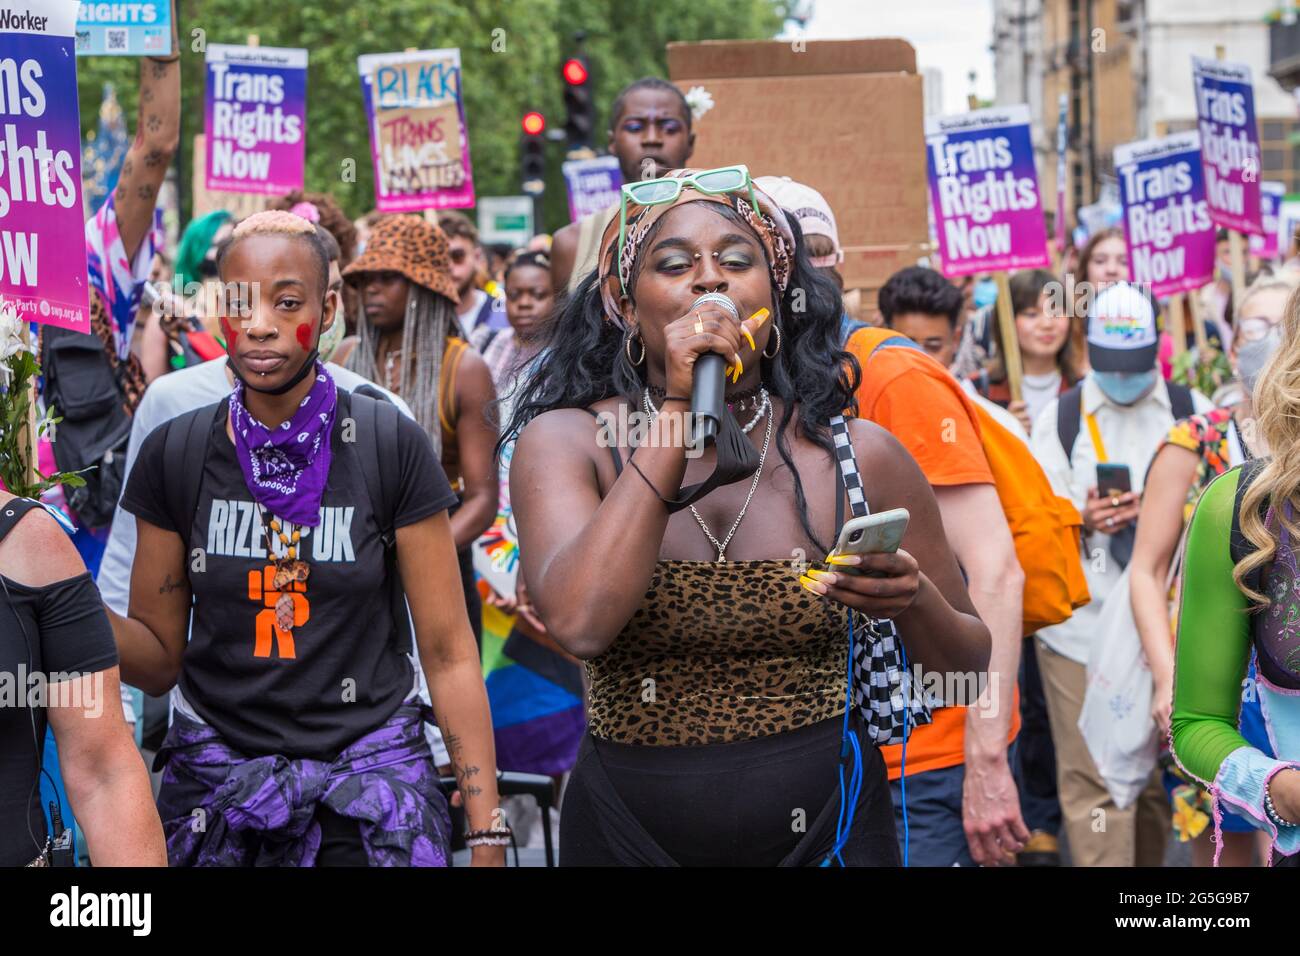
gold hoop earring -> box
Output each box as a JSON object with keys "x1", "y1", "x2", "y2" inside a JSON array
[
  {"x1": 762, "y1": 324, "x2": 782, "y2": 359},
  {"x1": 625, "y1": 329, "x2": 646, "y2": 367}
]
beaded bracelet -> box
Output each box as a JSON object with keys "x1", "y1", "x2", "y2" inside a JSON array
[
  {"x1": 1264, "y1": 780, "x2": 1298, "y2": 828},
  {"x1": 465, "y1": 826, "x2": 513, "y2": 840}
]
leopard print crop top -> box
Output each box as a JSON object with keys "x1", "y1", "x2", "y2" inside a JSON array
[{"x1": 585, "y1": 558, "x2": 849, "y2": 746}]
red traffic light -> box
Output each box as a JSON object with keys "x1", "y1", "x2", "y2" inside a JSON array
[
  {"x1": 563, "y1": 58, "x2": 588, "y2": 86},
  {"x1": 522, "y1": 111, "x2": 546, "y2": 135}
]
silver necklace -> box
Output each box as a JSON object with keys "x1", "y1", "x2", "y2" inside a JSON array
[{"x1": 642, "y1": 387, "x2": 774, "y2": 562}]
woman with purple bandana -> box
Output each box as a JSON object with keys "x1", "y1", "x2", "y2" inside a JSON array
[{"x1": 107, "y1": 212, "x2": 504, "y2": 866}]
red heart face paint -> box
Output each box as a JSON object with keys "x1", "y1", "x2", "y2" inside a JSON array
[
  {"x1": 220, "y1": 317, "x2": 238, "y2": 346},
  {"x1": 296, "y1": 322, "x2": 315, "y2": 350}
]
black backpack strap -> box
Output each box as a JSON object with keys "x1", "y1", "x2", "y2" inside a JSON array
[
  {"x1": 1230, "y1": 459, "x2": 1269, "y2": 592},
  {"x1": 1167, "y1": 382, "x2": 1195, "y2": 422},
  {"x1": 0, "y1": 498, "x2": 46, "y2": 544},
  {"x1": 160, "y1": 399, "x2": 224, "y2": 543},
  {"x1": 347, "y1": 389, "x2": 401, "y2": 550},
  {"x1": 1057, "y1": 382, "x2": 1084, "y2": 461}
]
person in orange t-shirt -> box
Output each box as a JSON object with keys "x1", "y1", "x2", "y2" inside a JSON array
[{"x1": 846, "y1": 266, "x2": 1027, "y2": 866}]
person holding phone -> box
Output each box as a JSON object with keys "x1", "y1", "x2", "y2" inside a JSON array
[
  {"x1": 504, "y1": 169, "x2": 990, "y2": 866},
  {"x1": 1029, "y1": 283, "x2": 1213, "y2": 866}
]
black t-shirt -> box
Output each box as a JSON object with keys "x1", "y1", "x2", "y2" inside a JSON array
[
  {"x1": 120, "y1": 392, "x2": 457, "y2": 760},
  {"x1": 0, "y1": 535, "x2": 117, "y2": 866}
]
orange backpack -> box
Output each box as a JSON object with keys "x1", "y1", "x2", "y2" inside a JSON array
[{"x1": 853, "y1": 329, "x2": 1090, "y2": 635}]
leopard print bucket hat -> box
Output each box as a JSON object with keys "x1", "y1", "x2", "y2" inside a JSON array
[{"x1": 342, "y1": 214, "x2": 458, "y2": 305}]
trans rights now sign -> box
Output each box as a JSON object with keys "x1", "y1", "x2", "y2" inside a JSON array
[
  {"x1": 925, "y1": 104, "x2": 1049, "y2": 278},
  {"x1": 1192, "y1": 56, "x2": 1262, "y2": 235},
  {"x1": 204, "y1": 44, "x2": 307, "y2": 196},
  {"x1": 1114, "y1": 131, "x2": 1215, "y2": 298}
]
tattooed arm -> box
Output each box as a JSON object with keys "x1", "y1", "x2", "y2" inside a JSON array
[
  {"x1": 114, "y1": 0, "x2": 181, "y2": 261},
  {"x1": 398, "y1": 509, "x2": 504, "y2": 866}
]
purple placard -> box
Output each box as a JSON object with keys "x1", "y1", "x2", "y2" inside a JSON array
[
  {"x1": 925, "y1": 104, "x2": 1049, "y2": 278},
  {"x1": 358, "y1": 49, "x2": 475, "y2": 212},
  {"x1": 1114, "y1": 132, "x2": 1216, "y2": 299},
  {"x1": 1192, "y1": 56, "x2": 1262, "y2": 235},
  {"x1": 204, "y1": 44, "x2": 307, "y2": 196},
  {"x1": 1250, "y1": 182, "x2": 1285, "y2": 259},
  {"x1": 0, "y1": 1, "x2": 89, "y2": 333},
  {"x1": 562, "y1": 156, "x2": 621, "y2": 223}
]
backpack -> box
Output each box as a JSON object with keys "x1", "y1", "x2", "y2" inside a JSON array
[
  {"x1": 40, "y1": 326, "x2": 132, "y2": 530},
  {"x1": 853, "y1": 328, "x2": 1091, "y2": 635},
  {"x1": 160, "y1": 386, "x2": 412, "y2": 648},
  {"x1": 1055, "y1": 379, "x2": 1195, "y2": 459}
]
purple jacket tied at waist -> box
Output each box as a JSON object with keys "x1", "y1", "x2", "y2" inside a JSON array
[{"x1": 155, "y1": 701, "x2": 451, "y2": 866}]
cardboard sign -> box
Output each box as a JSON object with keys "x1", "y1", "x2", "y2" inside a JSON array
[
  {"x1": 476, "y1": 196, "x2": 533, "y2": 248},
  {"x1": 75, "y1": 0, "x2": 170, "y2": 56},
  {"x1": 1114, "y1": 132, "x2": 1216, "y2": 298},
  {"x1": 562, "y1": 155, "x2": 621, "y2": 223},
  {"x1": 925, "y1": 104, "x2": 1049, "y2": 278},
  {"x1": 1192, "y1": 56, "x2": 1263, "y2": 235},
  {"x1": 1250, "y1": 182, "x2": 1286, "y2": 259},
  {"x1": 358, "y1": 48, "x2": 475, "y2": 212},
  {"x1": 0, "y1": 1, "x2": 90, "y2": 332},
  {"x1": 204, "y1": 44, "x2": 307, "y2": 196}
]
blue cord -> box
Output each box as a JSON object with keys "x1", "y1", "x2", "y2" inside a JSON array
[
  {"x1": 822, "y1": 610, "x2": 865, "y2": 866},
  {"x1": 899, "y1": 640, "x2": 911, "y2": 867}
]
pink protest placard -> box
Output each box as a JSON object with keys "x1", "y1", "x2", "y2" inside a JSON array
[
  {"x1": 925, "y1": 104, "x2": 1049, "y2": 278},
  {"x1": 204, "y1": 44, "x2": 307, "y2": 196},
  {"x1": 1192, "y1": 56, "x2": 1263, "y2": 235},
  {"x1": 358, "y1": 49, "x2": 475, "y2": 212},
  {"x1": 0, "y1": 0, "x2": 89, "y2": 332},
  {"x1": 1114, "y1": 132, "x2": 1216, "y2": 298}
]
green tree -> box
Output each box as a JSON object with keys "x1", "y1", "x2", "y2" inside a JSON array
[{"x1": 76, "y1": 0, "x2": 786, "y2": 231}]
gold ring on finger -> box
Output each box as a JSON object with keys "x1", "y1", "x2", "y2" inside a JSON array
[{"x1": 1110, "y1": 496, "x2": 1120, "y2": 508}]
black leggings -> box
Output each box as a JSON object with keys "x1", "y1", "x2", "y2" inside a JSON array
[{"x1": 561, "y1": 716, "x2": 899, "y2": 866}]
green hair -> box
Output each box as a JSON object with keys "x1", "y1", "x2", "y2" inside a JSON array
[{"x1": 174, "y1": 210, "x2": 233, "y2": 289}]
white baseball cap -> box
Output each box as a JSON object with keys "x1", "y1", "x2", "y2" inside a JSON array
[
  {"x1": 1087, "y1": 282, "x2": 1159, "y2": 373},
  {"x1": 754, "y1": 176, "x2": 842, "y2": 268}
]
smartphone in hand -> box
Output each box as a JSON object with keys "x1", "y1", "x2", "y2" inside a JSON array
[
  {"x1": 1095, "y1": 463, "x2": 1133, "y2": 498},
  {"x1": 830, "y1": 509, "x2": 910, "y2": 575}
]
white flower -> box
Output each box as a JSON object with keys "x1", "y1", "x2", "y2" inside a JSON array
[
  {"x1": 0, "y1": 296, "x2": 31, "y2": 389},
  {"x1": 683, "y1": 86, "x2": 715, "y2": 122}
]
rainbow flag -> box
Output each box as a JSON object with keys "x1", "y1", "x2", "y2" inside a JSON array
[{"x1": 480, "y1": 592, "x2": 585, "y2": 775}]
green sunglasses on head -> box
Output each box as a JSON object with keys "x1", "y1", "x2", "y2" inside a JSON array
[{"x1": 616, "y1": 164, "x2": 759, "y2": 294}]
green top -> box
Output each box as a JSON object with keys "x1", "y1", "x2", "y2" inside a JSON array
[{"x1": 1171, "y1": 466, "x2": 1253, "y2": 786}]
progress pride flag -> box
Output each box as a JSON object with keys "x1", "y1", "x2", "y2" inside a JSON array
[
  {"x1": 1192, "y1": 56, "x2": 1262, "y2": 235},
  {"x1": 925, "y1": 104, "x2": 1048, "y2": 278},
  {"x1": 204, "y1": 44, "x2": 307, "y2": 195},
  {"x1": 0, "y1": 0, "x2": 89, "y2": 332},
  {"x1": 1115, "y1": 132, "x2": 1215, "y2": 298}
]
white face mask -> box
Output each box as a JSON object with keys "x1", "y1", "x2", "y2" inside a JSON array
[
  {"x1": 1237, "y1": 325, "x2": 1283, "y2": 396},
  {"x1": 317, "y1": 303, "x2": 346, "y2": 362}
]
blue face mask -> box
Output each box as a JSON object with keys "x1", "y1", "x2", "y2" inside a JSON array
[
  {"x1": 973, "y1": 279, "x2": 998, "y2": 309},
  {"x1": 1093, "y1": 370, "x2": 1157, "y2": 406}
]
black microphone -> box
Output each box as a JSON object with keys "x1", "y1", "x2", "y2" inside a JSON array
[{"x1": 688, "y1": 292, "x2": 739, "y2": 446}]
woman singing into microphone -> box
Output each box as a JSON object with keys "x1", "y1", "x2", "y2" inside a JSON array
[{"x1": 505, "y1": 168, "x2": 990, "y2": 866}]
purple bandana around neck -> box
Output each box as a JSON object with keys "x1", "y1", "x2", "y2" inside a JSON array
[{"x1": 228, "y1": 361, "x2": 337, "y2": 527}]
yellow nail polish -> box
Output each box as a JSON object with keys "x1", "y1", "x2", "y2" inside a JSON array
[
  {"x1": 749, "y1": 307, "x2": 770, "y2": 327},
  {"x1": 806, "y1": 568, "x2": 835, "y2": 584},
  {"x1": 826, "y1": 554, "x2": 860, "y2": 566},
  {"x1": 733, "y1": 355, "x2": 743, "y2": 378},
  {"x1": 742, "y1": 327, "x2": 756, "y2": 351}
]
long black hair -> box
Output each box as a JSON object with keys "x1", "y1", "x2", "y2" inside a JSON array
[{"x1": 501, "y1": 201, "x2": 860, "y2": 554}]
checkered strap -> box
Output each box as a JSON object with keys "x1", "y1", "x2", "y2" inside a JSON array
[{"x1": 829, "y1": 415, "x2": 932, "y2": 746}]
